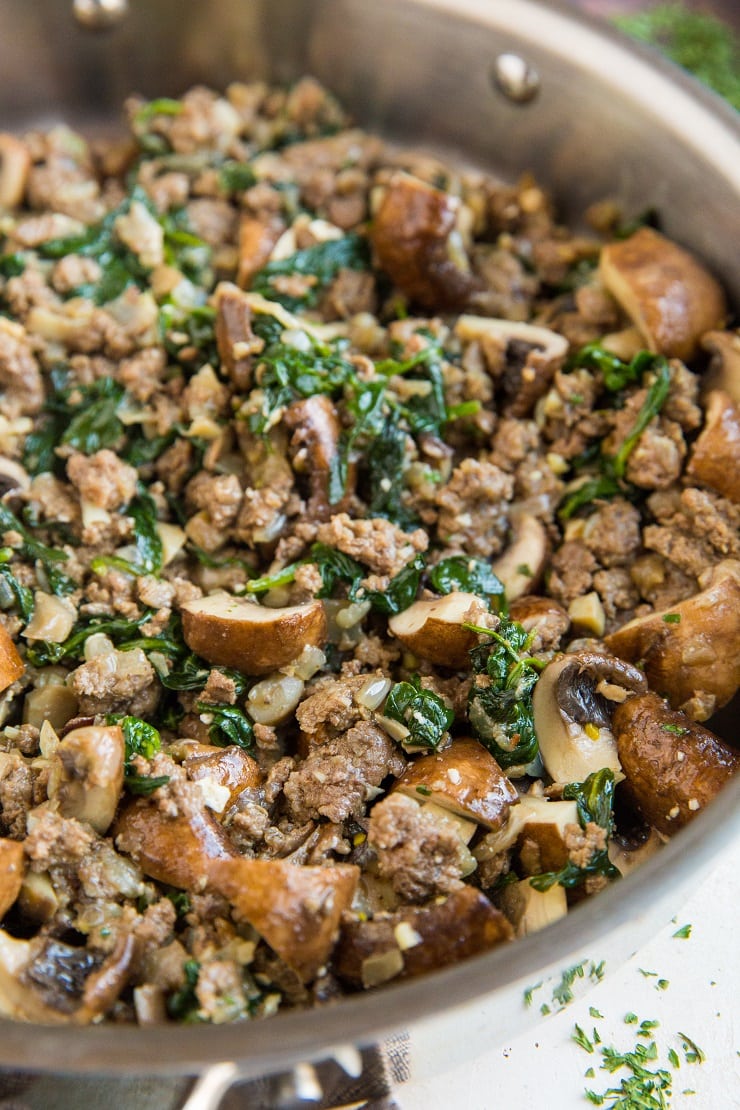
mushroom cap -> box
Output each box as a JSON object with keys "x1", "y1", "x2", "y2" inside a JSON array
[
  {"x1": 210, "y1": 858, "x2": 359, "y2": 983},
  {"x1": 370, "y1": 172, "x2": 478, "y2": 309},
  {"x1": 613, "y1": 691, "x2": 739, "y2": 835},
  {"x1": 0, "y1": 624, "x2": 23, "y2": 695},
  {"x1": 532, "y1": 650, "x2": 647, "y2": 784},
  {"x1": 114, "y1": 796, "x2": 238, "y2": 891},
  {"x1": 599, "y1": 227, "x2": 727, "y2": 361},
  {"x1": 181, "y1": 594, "x2": 328, "y2": 675},
  {"x1": 686, "y1": 389, "x2": 740, "y2": 504},
  {"x1": 394, "y1": 737, "x2": 518, "y2": 830},
  {"x1": 604, "y1": 560, "x2": 740, "y2": 718},
  {"x1": 388, "y1": 591, "x2": 481, "y2": 669}
]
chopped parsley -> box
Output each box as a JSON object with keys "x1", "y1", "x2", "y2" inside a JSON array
[{"x1": 672, "y1": 923, "x2": 692, "y2": 940}]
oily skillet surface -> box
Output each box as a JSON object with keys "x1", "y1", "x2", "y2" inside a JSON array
[{"x1": 0, "y1": 0, "x2": 737, "y2": 1078}]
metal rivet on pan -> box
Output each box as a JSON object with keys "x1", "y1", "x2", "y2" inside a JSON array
[
  {"x1": 491, "y1": 53, "x2": 541, "y2": 103},
  {"x1": 72, "y1": 0, "x2": 129, "y2": 30}
]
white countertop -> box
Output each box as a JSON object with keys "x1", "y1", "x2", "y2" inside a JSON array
[{"x1": 398, "y1": 844, "x2": 740, "y2": 1109}]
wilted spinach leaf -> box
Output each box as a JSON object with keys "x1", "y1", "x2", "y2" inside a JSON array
[
  {"x1": 385, "y1": 675, "x2": 453, "y2": 751},
  {"x1": 196, "y1": 702, "x2": 254, "y2": 750},
  {"x1": 429, "y1": 556, "x2": 504, "y2": 600}
]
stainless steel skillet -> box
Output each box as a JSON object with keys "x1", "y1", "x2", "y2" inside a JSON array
[{"x1": 0, "y1": 1, "x2": 738, "y2": 1105}]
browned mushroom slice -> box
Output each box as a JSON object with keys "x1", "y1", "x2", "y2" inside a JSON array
[
  {"x1": 47, "y1": 724, "x2": 125, "y2": 835},
  {"x1": 284, "y1": 394, "x2": 342, "y2": 518},
  {"x1": 0, "y1": 931, "x2": 134, "y2": 1025},
  {"x1": 184, "y1": 745, "x2": 263, "y2": 816},
  {"x1": 236, "y1": 214, "x2": 285, "y2": 289},
  {"x1": 0, "y1": 625, "x2": 23, "y2": 694},
  {"x1": 702, "y1": 330, "x2": 740, "y2": 404},
  {"x1": 335, "y1": 886, "x2": 512, "y2": 989},
  {"x1": 0, "y1": 840, "x2": 23, "y2": 920},
  {"x1": 214, "y1": 281, "x2": 262, "y2": 388},
  {"x1": 515, "y1": 795, "x2": 581, "y2": 872},
  {"x1": 114, "y1": 796, "x2": 238, "y2": 891},
  {"x1": 181, "y1": 595, "x2": 328, "y2": 675},
  {"x1": 532, "y1": 651, "x2": 648, "y2": 783},
  {"x1": 613, "y1": 692, "x2": 739, "y2": 836},
  {"x1": 491, "y1": 514, "x2": 548, "y2": 601},
  {"x1": 75, "y1": 933, "x2": 135, "y2": 1023},
  {"x1": 599, "y1": 227, "x2": 726, "y2": 361},
  {"x1": 508, "y1": 596, "x2": 570, "y2": 651},
  {"x1": 0, "y1": 932, "x2": 76, "y2": 1023},
  {"x1": 686, "y1": 389, "x2": 740, "y2": 503},
  {"x1": 388, "y1": 591, "x2": 481, "y2": 669},
  {"x1": 394, "y1": 737, "x2": 518, "y2": 831},
  {"x1": 370, "y1": 172, "x2": 478, "y2": 309},
  {"x1": 210, "y1": 858, "x2": 359, "y2": 983},
  {"x1": 496, "y1": 878, "x2": 567, "y2": 937},
  {"x1": 0, "y1": 134, "x2": 31, "y2": 208},
  {"x1": 604, "y1": 560, "x2": 740, "y2": 720}
]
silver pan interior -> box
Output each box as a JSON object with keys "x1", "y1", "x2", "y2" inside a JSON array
[{"x1": 0, "y1": 0, "x2": 738, "y2": 1080}]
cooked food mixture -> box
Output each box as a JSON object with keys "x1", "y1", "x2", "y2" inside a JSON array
[{"x1": 0, "y1": 78, "x2": 737, "y2": 1025}]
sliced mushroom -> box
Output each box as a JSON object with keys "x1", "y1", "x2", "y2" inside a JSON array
[
  {"x1": 184, "y1": 745, "x2": 262, "y2": 817},
  {"x1": 472, "y1": 791, "x2": 580, "y2": 870},
  {"x1": 491, "y1": 513, "x2": 548, "y2": 601},
  {"x1": 22, "y1": 591, "x2": 76, "y2": 644},
  {"x1": 114, "y1": 796, "x2": 238, "y2": 891},
  {"x1": 455, "y1": 315, "x2": 568, "y2": 417},
  {"x1": 236, "y1": 214, "x2": 285, "y2": 290},
  {"x1": 370, "y1": 172, "x2": 479, "y2": 309},
  {"x1": 181, "y1": 594, "x2": 328, "y2": 675},
  {"x1": 47, "y1": 724, "x2": 125, "y2": 835},
  {"x1": 509, "y1": 596, "x2": 570, "y2": 651},
  {"x1": 0, "y1": 624, "x2": 23, "y2": 694},
  {"x1": 334, "y1": 886, "x2": 512, "y2": 989},
  {"x1": 685, "y1": 389, "x2": 740, "y2": 503},
  {"x1": 607, "y1": 827, "x2": 664, "y2": 877},
  {"x1": 702, "y1": 329, "x2": 740, "y2": 404},
  {"x1": 0, "y1": 931, "x2": 72, "y2": 1023},
  {"x1": 514, "y1": 794, "x2": 580, "y2": 872},
  {"x1": 393, "y1": 737, "x2": 518, "y2": 831},
  {"x1": 532, "y1": 651, "x2": 647, "y2": 784},
  {"x1": 210, "y1": 858, "x2": 359, "y2": 983},
  {"x1": 214, "y1": 281, "x2": 262, "y2": 389},
  {"x1": 604, "y1": 560, "x2": 740, "y2": 719},
  {"x1": 0, "y1": 134, "x2": 31, "y2": 208},
  {"x1": 613, "y1": 691, "x2": 739, "y2": 835},
  {"x1": 17, "y1": 871, "x2": 58, "y2": 924},
  {"x1": 75, "y1": 933, "x2": 135, "y2": 1024},
  {"x1": 496, "y1": 878, "x2": 567, "y2": 938},
  {"x1": 0, "y1": 457, "x2": 30, "y2": 497},
  {"x1": 284, "y1": 394, "x2": 342, "y2": 518},
  {"x1": 599, "y1": 227, "x2": 727, "y2": 361},
  {"x1": 0, "y1": 839, "x2": 23, "y2": 920},
  {"x1": 23, "y1": 682, "x2": 78, "y2": 732},
  {"x1": 387, "y1": 591, "x2": 481, "y2": 669}
]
